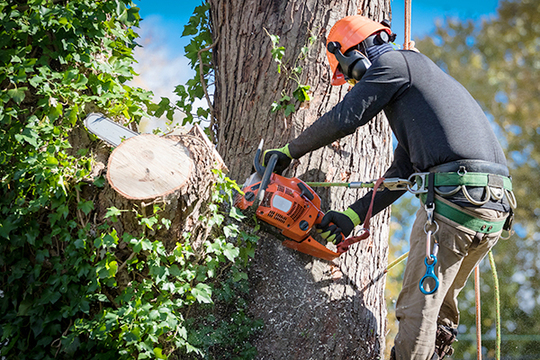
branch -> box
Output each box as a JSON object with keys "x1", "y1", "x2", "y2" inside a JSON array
[{"x1": 197, "y1": 34, "x2": 220, "y2": 143}]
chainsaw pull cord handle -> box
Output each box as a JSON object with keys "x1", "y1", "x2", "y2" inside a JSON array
[
  {"x1": 337, "y1": 177, "x2": 385, "y2": 253},
  {"x1": 253, "y1": 153, "x2": 278, "y2": 209}
]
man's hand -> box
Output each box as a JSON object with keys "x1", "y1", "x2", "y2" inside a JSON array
[
  {"x1": 263, "y1": 144, "x2": 292, "y2": 175},
  {"x1": 316, "y1": 208, "x2": 361, "y2": 244}
]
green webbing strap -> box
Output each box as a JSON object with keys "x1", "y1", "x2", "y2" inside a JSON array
[
  {"x1": 422, "y1": 172, "x2": 513, "y2": 191},
  {"x1": 420, "y1": 194, "x2": 506, "y2": 234}
]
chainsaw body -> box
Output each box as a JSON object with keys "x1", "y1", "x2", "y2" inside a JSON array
[{"x1": 236, "y1": 144, "x2": 341, "y2": 261}]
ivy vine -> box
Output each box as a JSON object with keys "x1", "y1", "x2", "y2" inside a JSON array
[{"x1": 0, "y1": 1, "x2": 261, "y2": 359}]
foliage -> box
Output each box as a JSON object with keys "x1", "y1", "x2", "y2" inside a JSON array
[
  {"x1": 266, "y1": 30, "x2": 316, "y2": 116},
  {"x1": 413, "y1": 0, "x2": 540, "y2": 357},
  {"x1": 61, "y1": 173, "x2": 261, "y2": 360},
  {"x1": 0, "y1": 1, "x2": 261, "y2": 359},
  {"x1": 174, "y1": 1, "x2": 214, "y2": 130}
]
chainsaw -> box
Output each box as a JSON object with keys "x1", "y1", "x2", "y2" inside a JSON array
[{"x1": 235, "y1": 140, "x2": 371, "y2": 261}]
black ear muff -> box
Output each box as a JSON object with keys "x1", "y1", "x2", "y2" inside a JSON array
[{"x1": 327, "y1": 41, "x2": 371, "y2": 82}]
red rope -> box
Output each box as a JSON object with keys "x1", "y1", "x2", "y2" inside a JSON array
[{"x1": 337, "y1": 177, "x2": 385, "y2": 253}]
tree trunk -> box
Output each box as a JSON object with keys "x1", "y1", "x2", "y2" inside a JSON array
[
  {"x1": 210, "y1": 0, "x2": 393, "y2": 358},
  {"x1": 81, "y1": 125, "x2": 226, "y2": 253}
]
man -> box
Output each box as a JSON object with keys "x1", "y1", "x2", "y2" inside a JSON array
[{"x1": 264, "y1": 15, "x2": 514, "y2": 360}]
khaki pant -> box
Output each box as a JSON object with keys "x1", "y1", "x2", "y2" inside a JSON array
[{"x1": 394, "y1": 196, "x2": 508, "y2": 360}]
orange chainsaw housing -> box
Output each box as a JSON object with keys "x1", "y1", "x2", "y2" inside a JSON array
[{"x1": 236, "y1": 173, "x2": 341, "y2": 261}]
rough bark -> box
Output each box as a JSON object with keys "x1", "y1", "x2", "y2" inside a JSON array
[{"x1": 210, "y1": 0, "x2": 393, "y2": 358}]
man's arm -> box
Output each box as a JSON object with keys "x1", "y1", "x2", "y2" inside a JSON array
[
  {"x1": 349, "y1": 143, "x2": 414, "y2": 222},
  {"x1": 288, "y1": 51, "x2": 410, "y2": 159}
]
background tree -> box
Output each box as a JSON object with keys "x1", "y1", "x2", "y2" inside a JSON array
[
  {"x1": 411, "y1": 0, "x2": 540, "y2": 357},
  {"x1": 208, "y1": 0, "x2": 394, "y2": 358}
]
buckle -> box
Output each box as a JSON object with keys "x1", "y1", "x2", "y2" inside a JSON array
[{"x1": 407, "y1": 172, "x2": 430, "y2": 194}]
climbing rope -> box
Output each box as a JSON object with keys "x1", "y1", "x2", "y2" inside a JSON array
[
  {"x1": 404, "y1": 0, "x2": 412, "y2": 49},
  {"x1": 489, "y1": 250, "x2": 501, "y2": 360},
  {"x1": 475, "y1": 266, "x2": 482, "y2": 360}
]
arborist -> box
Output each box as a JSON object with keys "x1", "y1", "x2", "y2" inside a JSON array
[{"x1": 263, "y1": 15, "x2": 515, "y2": 360}]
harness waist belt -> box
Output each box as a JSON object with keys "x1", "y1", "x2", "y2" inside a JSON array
[
  {"x1": 429, "y1": 172, "x2": 512, "y2": 191},
  {"x1": 429, "y1": 159, "x2": 509, "y2": 176},
  {"x1": 420, "y1": 194, "x2": 506, "y2": 234}
]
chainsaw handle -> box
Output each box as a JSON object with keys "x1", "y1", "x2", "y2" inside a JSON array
[
  {"x1": 253, "y1": 153, "x2": 278, "y2": 209},
  {"x1": 253, "y1": 139, "x2": 275, "y2": 177}
]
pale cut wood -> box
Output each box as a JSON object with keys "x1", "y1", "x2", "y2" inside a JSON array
[{"x1": 107, "y1": 134, "x2": 194, "y2": 200}]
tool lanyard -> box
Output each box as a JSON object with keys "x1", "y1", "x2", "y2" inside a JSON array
[{"x1": 420, "y1": 173, "x2": 440, "y2": 295}]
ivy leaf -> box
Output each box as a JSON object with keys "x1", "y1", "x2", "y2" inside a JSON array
[
  {"x1": 153, "y1": 347, "x2": 167, "y2": 359},
  {"x1": 293, "y1": 84, "x2": 311, "y2": 102},
  {"x1": 7, "y1": 87, "x2": 26, "y2": 104},
  {"x1": 191, "y1": 283, "x2": 212, "y2": 304},
  {"x1": 223, "y1": 243, "x2": 240, "y2": 262},
  {"x1": 93, "y1": 176, "x2": 106, "y2": 188},
  {"x1": 223, "y1": 224, "x2": 239, "y2": 238},
  {"x1": 270, "y1": 101, "x2": 281, "y2": 113},
  {"x1": 104, "y1": 206, "x2": 123, "y2": 222},
  {"x1": 284, "y1": 104, "x2": 296, "y2": 116},
  {"x1": 77, "y1": 200, "x2": 94, "y2": 216}
]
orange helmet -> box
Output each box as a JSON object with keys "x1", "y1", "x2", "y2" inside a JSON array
[{"x1": 326, "y1": 16, "x2": 391, "y2": 86}]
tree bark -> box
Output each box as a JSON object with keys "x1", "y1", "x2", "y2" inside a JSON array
[{"x1": 210, "y1": 0, "x2": 393, "y2": 358}]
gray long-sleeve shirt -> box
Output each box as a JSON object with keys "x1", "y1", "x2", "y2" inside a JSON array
[{"x1": 288, "y1": 50, "x2": 508, "y2": 221}]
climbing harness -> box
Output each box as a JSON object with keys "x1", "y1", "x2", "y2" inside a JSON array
[{"x1": 308, "y1": 164, "x2": 516, "y2": 298}]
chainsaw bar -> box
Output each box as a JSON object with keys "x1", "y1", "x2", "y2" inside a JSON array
[{"x1": 84, "y1": 112, "x2": 139, "y2": 147}]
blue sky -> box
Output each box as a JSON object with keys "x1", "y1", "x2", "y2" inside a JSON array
[
  {"x1": 130, "y1": 0, "x2": 500, "y2": 130},
  {"x1": 134, "y1": 0, "x2": 500, "y2": 55}
]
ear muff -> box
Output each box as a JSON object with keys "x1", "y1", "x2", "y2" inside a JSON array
[{"x1": 327, "y1": 41, "x2": 371, "y2": 82}]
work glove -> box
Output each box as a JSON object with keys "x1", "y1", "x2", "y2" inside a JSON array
[
  {"x1": 263, "y1": 144, "x2": 292, "y2": 175},
  {"x1": 316, "y1": 208, "x2": 361, "y2": 244}
]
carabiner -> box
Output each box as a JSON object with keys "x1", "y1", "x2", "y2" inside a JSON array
[{"x1": 420, "y1": 255, "x2": 439, "y2": 295}]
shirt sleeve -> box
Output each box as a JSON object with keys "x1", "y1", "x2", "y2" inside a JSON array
[
  {"x1": 288, "y1": 51, "x2": 410, "y2": 159},
  {"x1": 349, "y1": 143, "x2": 415, "y2": 223}
]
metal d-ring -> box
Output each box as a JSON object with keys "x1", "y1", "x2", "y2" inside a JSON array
[
  {"x1": 462, "y1": 185, "x2": 491, "y2": 206},
  {"x1": 505, "y1": 189, "x2": 518, "y2": 209},
  {"x1": 489, "y1": 186, "x2": 504, "y2": 201},
  {"x1": 435, "y1": 185, "x2": 462, "y2": 197}
]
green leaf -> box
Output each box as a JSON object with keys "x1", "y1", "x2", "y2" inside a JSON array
[
  {"x1": 223, "y1": 224, "x2": 239, "y2": 238},
  {"x1": 153, "y1": 347, "x2": 167, "y2": 359},
  {"x1": 77, "y1": 200, "x2": 94, "y2": 215},
  {"x1": 293, "y1": 84, "x2": 311, "y2": 102},
  {"x1": 93, "y1": 176, "x2": 106, "y2": 188},
  {"x1": 104, "y1": 207, "x2": 123, "y2": 221},
  {"x1": 223, "y1": 243, "x2": 240, "y2": 262},
  {"x1": 7, "y1": 87, "x2": 27, "y2": 104},
  {"x1": 191, "y1": 283, "x2": 212, "y2": 304},
  {"x1": 284, "y1": 104, "x2": 296, "y2": 116}
]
